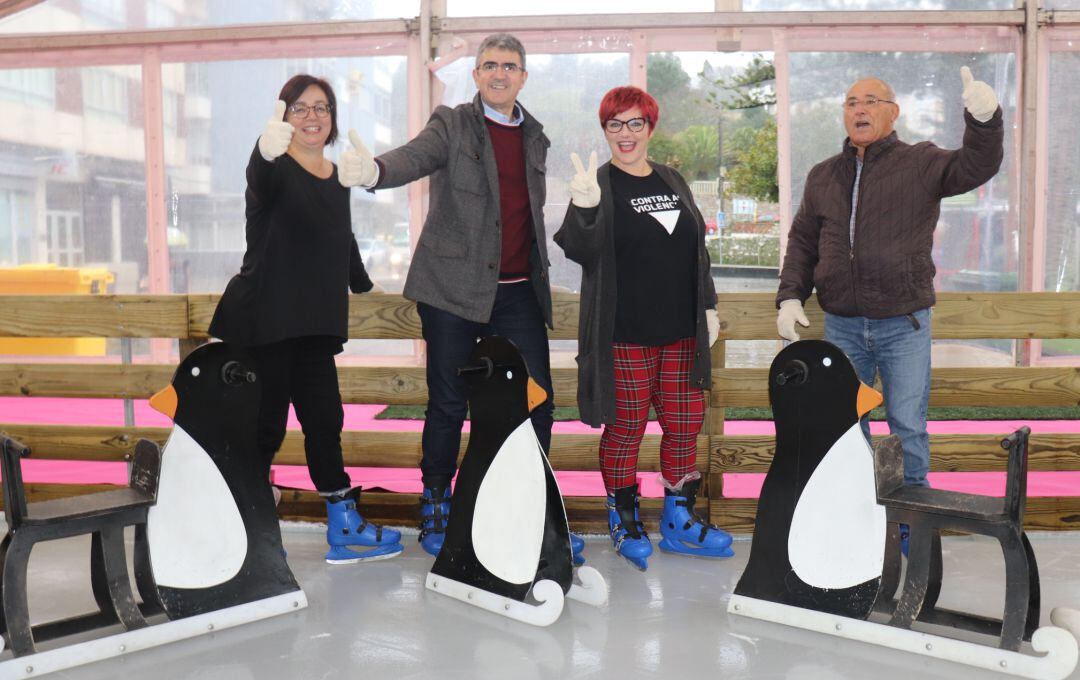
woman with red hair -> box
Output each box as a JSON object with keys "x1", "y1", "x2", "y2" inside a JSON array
[{"x1": 554, "y1": 86, "x2": 733, "y2": 570}]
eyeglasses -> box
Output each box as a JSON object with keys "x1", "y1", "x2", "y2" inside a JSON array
[
  {"x1": 478, "y1": 61, "x2": 523, "y2": 74},
  {"x1": 287, "y1": 103, "x2": 332, "y2": 118},
  {"x1": 604, "y1": 117, "x2": 647, "y2": 133},
  {"x1": 843, "y1": 97, "x2": 895, "y2": 110}
]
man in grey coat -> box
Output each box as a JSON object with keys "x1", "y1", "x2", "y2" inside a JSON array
[{"x1": 340, "y1": 33, "x2": 583, "y2": 561}]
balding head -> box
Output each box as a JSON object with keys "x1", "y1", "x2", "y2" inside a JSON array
[{"x1": 843, "y1": 77, "x2": 900, "y2": 158}]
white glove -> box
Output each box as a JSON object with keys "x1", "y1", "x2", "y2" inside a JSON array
[
  {"x1": 569, "y1": 151, "x2": 601, "y2": 209},
  {"x1": 258, "y1": 100, "x2": 294, "y2": 161},
  {"x1": 338, "y1": 129, "x2": 379, "y2": 188},
  {"x1": 706, "y1": 309, "x2": 720, "y2": 348},
  {"x1": 960, "y1": 66, "x2": 998, "y2": 123},
  {"x1": 777, "y1": 299, "x2": 810, "y2": 341}
]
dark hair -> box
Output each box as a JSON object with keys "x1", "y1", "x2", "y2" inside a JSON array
[
  {"x1": 599, "y1": 86, "x2": 659, "y2": 132},
  {"x1": 277, "y1": 74, "x2": 338, "y2": 146}
]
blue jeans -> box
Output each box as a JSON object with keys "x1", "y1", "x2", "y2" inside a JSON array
[
  {"x1": 416, "y1": 281, "x2": 554, "y2": 487},
  {"x1": 824, "y1": 308, "x2": 931, "y2": 487}
]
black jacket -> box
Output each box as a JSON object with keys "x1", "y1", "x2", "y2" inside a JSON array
[
  {"x1": 554, "y1": 161, "x2": 717, "y2": 427},
  {"x1": 209, "y1": 143, "x2": 372, "y2": 347}
]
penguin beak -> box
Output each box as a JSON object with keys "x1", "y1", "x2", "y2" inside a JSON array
[
  {"x1": 149, "y1": 384, "x2": 178, "y2": 420},
  {"x1": 527, "y1": 377, "x2": 547, "y2": 413},
  {"x1": 856, "y1": 382, "x2": 883, "y2": 417}
]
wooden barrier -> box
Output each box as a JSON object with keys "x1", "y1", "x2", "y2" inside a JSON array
[{"x1": 1, "y1": 292, "x2": 1079, "y2": 533}]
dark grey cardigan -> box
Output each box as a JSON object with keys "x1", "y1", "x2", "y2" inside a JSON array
[{"x1": 554, "y1": 161, "x2": 717, "y2": 427}]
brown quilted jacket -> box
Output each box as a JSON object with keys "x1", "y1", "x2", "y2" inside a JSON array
[{"x1": 777, "y1": 108, "x2": 1003, "y2": 319}]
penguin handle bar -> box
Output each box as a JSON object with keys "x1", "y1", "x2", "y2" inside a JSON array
[
  {"x1": 457, "y1": 356, "x2": 495, "y2": 379},
  {"x1": 221, "y1": 360, "x2": 257, "y2": 385},
  {"x1": 775, "y1": 359, "x2": 809, "y2": 386}
]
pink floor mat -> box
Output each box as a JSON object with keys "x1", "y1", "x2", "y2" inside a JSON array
[{"x1": 3, "y1": 396, "x2": 1079, "y2": 498}]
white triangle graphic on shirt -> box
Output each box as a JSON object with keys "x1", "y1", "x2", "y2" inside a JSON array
[{"x1": 649, "y1": 209, "x2": 680, "y2": 235}]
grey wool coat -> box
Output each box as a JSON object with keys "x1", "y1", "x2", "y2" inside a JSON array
[
  {"x1": 373, "y1": 94, "x2": 554, "y2": 327},
  {"x1": 554, "y1": 161, "x2": 718, "y2": 428}
]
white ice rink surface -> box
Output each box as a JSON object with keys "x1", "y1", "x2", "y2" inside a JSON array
[{"x1": 12, "y1": 526, "x2": 1080, "y2": 680}]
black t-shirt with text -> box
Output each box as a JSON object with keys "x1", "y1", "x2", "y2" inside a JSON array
[{"x1": 610, "y1": 164, "x2": 697, "y2": 346}]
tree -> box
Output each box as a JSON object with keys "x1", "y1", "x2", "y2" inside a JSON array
[
  {"x1": 729, "y1": 119, "x2": 778, "y2": 203},
  {"x1": 674, "y1": 125, "x2": 720, "y2": 181},
  {"x1": 706, "y1": 54, "x2": 776, "y2": 111}
]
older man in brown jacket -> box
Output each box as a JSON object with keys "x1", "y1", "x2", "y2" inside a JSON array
[{"x1": 776, "y1": 68, "x2": 1003, "y2": 499}]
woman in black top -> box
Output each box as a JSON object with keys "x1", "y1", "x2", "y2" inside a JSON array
[
  {"x1": 209, "y1": 74, "x2": 402, "y2": 564},
  {"x1": 555, "y1": 86, "x2": 732, "y2": 571}
]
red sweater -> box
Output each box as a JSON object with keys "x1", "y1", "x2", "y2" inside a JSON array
[{"x1": 485, "y1": 118, "x2": 534, "y2": 278}]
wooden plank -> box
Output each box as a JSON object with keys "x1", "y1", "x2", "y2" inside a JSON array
[
  {"x1": 0, "y1": 295, "x2": 189, "y2": 338},
  {"x1": 5, "y1": 361, "x2": 1076, "y2": 410},
  {"x1": 0, "y1": 364, "x2": 580, "y2": 404},
  {"x1": 4, "y1": 423, "x2": 706, "y2": 473},
  {"x1": 335, "y1": 366, "x2": 580, "y2": 406},
  {"x1": 713, "y1": 292, "x2": 1080, "y2": 341},
  {"x1": 0, "y1": 365, "x2": 176, "y2": 399},
  {"x1": 2, "y1": 291, "x2": 1078, "y2": 343},
  {"x1": 189, "y1": 292, "x2": 583, "y2": 341},
  {"x1": 712, "y1": 366, "x2": 1080, "y2": 407},
  {"x1": 0, "y1": 424, "x2": 169, "y2": 461},
  {"x1": 707, "y1": 496, "x2": 1080, "y2": 534},
  {"x1": 710, "y1": 433, "x2": 1080, "y2": 474}
]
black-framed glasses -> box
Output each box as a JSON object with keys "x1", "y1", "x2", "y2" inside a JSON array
[
  {"x1": 478, "y1": 61, "x2": 523, "y2": 74},
  {"x1": 287, "y1": 103, "x2": 332, "y2": 118},
  {"x1": 604, "y1": 117, "x2": 647, "y2": 133},
  {"x1": 843, "y1": 97, "x2": 895, "y2": 110}
]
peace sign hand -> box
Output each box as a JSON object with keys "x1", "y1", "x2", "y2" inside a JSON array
[{"x1": 569, "y1": 151, "x2": 601, "y2": 209}]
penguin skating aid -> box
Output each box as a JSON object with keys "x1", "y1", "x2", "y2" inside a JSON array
[
  {"x1": 727, "y1": 340, "x2": 1080, "y2": 680},
  {"x1": 0, "y1": 343, "x2": 308, "y2": 678},
  {"x1": 425, "y1": 336, "x2": 607, "y2": 626}
]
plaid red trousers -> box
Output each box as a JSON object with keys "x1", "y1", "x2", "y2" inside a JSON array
[{"x1": 598, "y1": 337, "x2": 705, "y2": 491}]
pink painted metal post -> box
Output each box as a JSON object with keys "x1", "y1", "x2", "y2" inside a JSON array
[
  {"x1": 141, "y1": 48, "x2": 172, "y2": 361},
  {"x1": 774, "y1": 29, "x2": 791, "y2": 272}
]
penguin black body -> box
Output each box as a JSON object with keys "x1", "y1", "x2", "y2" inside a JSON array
[
  {"x1": 430, "y1": 336, "x2": 574, "y2": 601},
  {"x1": 148, "y1": 341, "x2": 300, "y2": 619},
  {"x1": 734, "y1": 340, "x2": 885, "y2": 619}
]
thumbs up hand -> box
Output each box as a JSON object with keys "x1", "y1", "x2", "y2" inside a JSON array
[
  {"x1": 258, "y1": 100, "x2": 295, "y2": 161},
  {"x1": 569, "y1": 151, "x2": 601, "y2": 209},
  {"x1": 960, "y1": 66, "x2": 998, "y2": 123},
  {"x1": 338, "y1": 129, "x2": 379, "y2": 188}
]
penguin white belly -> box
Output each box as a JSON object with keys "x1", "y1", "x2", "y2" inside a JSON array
[
  {"x1": 147, "y1": 425, "x2": 248, "y2": 588},
  {"x1": 788, "y1": 424, "x2": 886, "y2": 589},
  {"x1": 472, "y1": 420, "x2": 547, "y2": 585}
]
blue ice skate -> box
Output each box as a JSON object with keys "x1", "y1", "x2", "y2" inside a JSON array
[
  {"x1": 659, "y1": 478, "x2": 734, "y2": 558},
  {"x1": 419, "y1": 485, "x2": 451, "y2": 557},
  {"x1": 607, "y1": 484, "x2": 652, "y2": 571},
  {"x1": 325, "y1": 488, "x2": 403, "y2": 564}
]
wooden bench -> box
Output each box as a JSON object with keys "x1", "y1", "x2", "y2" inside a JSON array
[
  {"x1": 0, "y1": 435, "x2": 163, "y2": 656},
  {"x1": 872, "y1": 428, "x2": 1039, "y2": 651}
]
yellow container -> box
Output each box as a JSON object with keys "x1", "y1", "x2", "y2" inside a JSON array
[{"x1": 0, "y1": 264, "x2": 115, "y2": 356}]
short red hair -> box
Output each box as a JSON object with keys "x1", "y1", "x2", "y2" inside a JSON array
[{"x1": 598, "y1": 86, "x2": 659, "y2": 131}]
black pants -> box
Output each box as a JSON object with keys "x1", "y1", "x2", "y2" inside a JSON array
[
  {"x1": 416, "y1": 282, "x2": 553, "y2": 488},
  {"x1": 249, "y1": 336, "x2": 351, "y2": 494}
]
